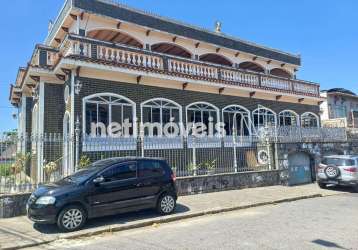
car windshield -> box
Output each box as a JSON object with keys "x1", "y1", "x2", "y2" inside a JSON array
[
  {"x1": 59, "y1": 159, "x2": 117, "y2": 184},
  {"x1": 322, "y1": 158, "x2": 355, "y2": 166}
]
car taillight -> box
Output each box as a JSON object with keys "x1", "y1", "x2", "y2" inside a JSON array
[
  {"x1": 171, "y1": 173, "x2": 176, "y2": 182},
  {"x1": 316, "y1": 164, "x2": 325, "y2": 172},
  {"x1": 343, "y1": 167, "x2": 358, "y2": 173}
]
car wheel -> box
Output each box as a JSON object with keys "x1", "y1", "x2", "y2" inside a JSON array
[
  {"x1": 157, "y1": 193, "x2": 176, "y2": 215},
  {"x1": 57, "y1": 205, "x2": 86, "y2": 232},
  {"x1": 318, "y1": 182, "x2": 327, "y2": 189},
  {"x1": 352, "y1": 185, "x2": 358, "y2": 193}
]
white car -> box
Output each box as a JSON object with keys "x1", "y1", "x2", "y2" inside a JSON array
[{"x1": 317, "y1": 155, "x2": 358, "y2": 192}]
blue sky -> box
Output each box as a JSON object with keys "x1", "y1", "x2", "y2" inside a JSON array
[{"x1": 1, "y1": 0, "x2": 357, "y2": 133}]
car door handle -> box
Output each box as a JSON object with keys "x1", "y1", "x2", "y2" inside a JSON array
[{"x1": 136, "y1": 183, "x2": 144, "y2": 187}]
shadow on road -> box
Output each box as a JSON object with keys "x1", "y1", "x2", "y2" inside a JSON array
[
  {"x1": 33, "y1": 203, "x2": 190, "y2": 234},
  {"x1": 322, "y1": 184, "x2": 357, "y2": 193},
  {"x1": 312, "y1": 239, "x2": 348, "y2": 249}
]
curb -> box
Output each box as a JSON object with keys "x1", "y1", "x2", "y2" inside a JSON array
[{"x1": 3, "y1": 193, "x2": 323, "y2": 250}]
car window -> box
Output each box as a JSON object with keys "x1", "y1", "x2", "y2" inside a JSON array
[
  {"x1": 138, "y1": 160, "x2": 165, "y2": 178},
  {"x1": 102, "y1": 162, "x2": 137, "y2": 182},
  {"x1": 322, "y1": 158, "x2": 355, "y2": 166}
]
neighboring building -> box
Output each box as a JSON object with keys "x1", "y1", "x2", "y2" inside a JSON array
[
  {"x1": 9, "y1": 0, "x2": 324, "y2": 181},
  {"x1": 320, "y1": 88, "x2": 358, "y2": 128}
]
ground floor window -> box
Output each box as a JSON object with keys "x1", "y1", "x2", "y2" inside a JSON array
[
  {"x1": 83, "y1": 93, "x2": 136, "y2": 137},
  {"x1": 252, "y1": 107, "x2": 277, "y2": 128},
  {"x1": 301, "y1": 112, "x2": 319, "y2": 127},
  {"x1": 279, "y1": 110, "x2": 299, "y2": 126},
  {"x1": 222, "y1": 105, "x2": 251, "y2": 136},
  {"x1": 141, "y1": 98, "x2": 182, "y2": 136},
  {"x1": 186, "y1": 102, "x2": 219, "y2": 136}
]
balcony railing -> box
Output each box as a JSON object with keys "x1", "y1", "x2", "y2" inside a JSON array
[{"x1": 57, "y1": 35, "x2": 320, "y2": 97}]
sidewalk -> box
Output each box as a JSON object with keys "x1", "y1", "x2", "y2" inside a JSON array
[{"x1": 0, "y1": 184, "x2": 347, "y2": 250}]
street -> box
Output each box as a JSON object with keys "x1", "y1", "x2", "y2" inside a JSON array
[{"x1": 26, "y1": 193, "x2": 358, "y2": 250}]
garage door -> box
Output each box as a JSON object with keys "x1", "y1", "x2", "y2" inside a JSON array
[{"x1": 288, "y1": 152, "x2": 312, "y2": 185}]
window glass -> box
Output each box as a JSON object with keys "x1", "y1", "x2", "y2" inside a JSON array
[
  {"x1": 84, "y1": 94, "x2": 135, "y2": 136},
  {"x1": 322, "y1": 158, "x2": 355, "y2": 166},
  {"x1": 138, "y1": 160, "x2": 165, "y2": 178},
  {"x1": 253, "y1": 108, "x2": 276, "y2": 128},
  {"x1": 223, "y1": 107, "x2": 250, "y2": 136},
  {"x1": 102, "y1": 162, "x2": 137, "y2": 182},
  {"x1": 301, "y1": 113, "x2": 318, "y2": 128},
  {"x1": 141, "y1": 99, "x2": 181, "y2": 136}
]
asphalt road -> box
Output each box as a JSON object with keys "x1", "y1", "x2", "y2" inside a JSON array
[{"x1": 27, "y1": 193, "x2": 358, "y2": 250}]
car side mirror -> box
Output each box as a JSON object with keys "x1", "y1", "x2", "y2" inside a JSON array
[{"x1": 93, "y1": 176, "x2": 105, "y2": 184}]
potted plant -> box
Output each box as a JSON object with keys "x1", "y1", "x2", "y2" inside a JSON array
[
  {"x1": 43, "y1": 161, "x2": 58, "y2": 182},
  {"x1": 78, "y1": 155, "x2": 91, "y2": 170}
]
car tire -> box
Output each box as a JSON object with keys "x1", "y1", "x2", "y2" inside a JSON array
[
  {"x1": 324, "y1": 165, "x2": 340, "y2": 179},
  {"x1": 57, "y1": 205, "x2": 87, "y2": 232},
  {"x1": 352, "y1": 185, "x2": 358, "y2": 193},
  {"x1": 157, "y1": 193, "x2": 176, "y2": 215},
  {"x1": 318, "y1": 182, "x2": 327, "y2": 189}
]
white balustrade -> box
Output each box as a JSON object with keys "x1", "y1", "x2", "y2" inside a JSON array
[
  {"x1": 62, "y1": 38, "x2": 320, "y2": 97},
  {"x1": 221, "y1": 69, "x2": 259, "y2": 86},
  {"x1": 293, "y1": 82, "x2": 319, "y2": 95},
  {"x1": 97, "y1": 46, "x2": 163, "y2": 69},
  {"x1": 261, "y1": 76, "x2": 292, "y2": 91},
  {"x1": 47, "y1": 52, "x2": 59, "y2": 66},
  {"x1": 71, "y1": 41, "x2": 91, "y2": 57},
  {"x1": 168, "y1": 59, "x2": 218, "y2": 79}
]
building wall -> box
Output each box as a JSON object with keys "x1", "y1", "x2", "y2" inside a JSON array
[
  {"x1": 321, "y1": 93, "x2": 358, "y2": 126},
  {"x1": 43, "y1": 83, "x2": 65, "y2": 134}
]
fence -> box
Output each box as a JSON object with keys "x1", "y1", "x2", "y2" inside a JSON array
[{"x1": 0, "y1": 134, "x2": 272, "y2": 194}]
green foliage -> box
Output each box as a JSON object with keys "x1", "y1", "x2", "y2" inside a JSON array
[
  {"x1": 0, "y1": 163, "x2": 12, "y2": 177},
  {"x1": 200, "y1": 159, "x2": 217, "y2": 171},
  {"x1": 78, "y1": 155, "x2": 91, "y2": 169}
]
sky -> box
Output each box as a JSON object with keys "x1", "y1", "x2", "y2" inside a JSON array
[{"x1": 0, "y1": 0, "x2": 357, "y2": 133}]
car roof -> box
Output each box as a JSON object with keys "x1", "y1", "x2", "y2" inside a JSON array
[
  {"x1": 94, "y1": 157, "x2": 167, "y2": 165},
  {"x1": 324, "y1": 155, "x2": 358, "y2": 160}
]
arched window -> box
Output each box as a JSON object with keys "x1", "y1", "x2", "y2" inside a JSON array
[
  {"x1": 252, "y1": 107, "x2": 277, "y2": 128},
  {"x1": 87, "y1": 29, "x2": 143, "y2": 48},
  {"x1": 82, "y1": 93, "x2": 136, "y2": 137},
  {"x1": 199, "y1": 53, "x2": 233, "y2": 67},
  {"x1": 186, "y1": 102, "x2": 219, "y2": 135},
  {"x1": 141, "y1": 98, "x2": 182, "y2": 136},
  {"x1": 301, "y1": 112, "x2": 319, "y2": 127},
  {"x1": 151, "y1": 43, "x2": 192, "y2": 59},
  {"x1": 279, "y1": 110, "x2": 299, "y2": 126},
  {"x1": 239, "y1": 61, "x2": 265, "y2": 73},
  {"x1": 222, "y1": 105, "x2": 251, "y2": 136},
  {"x1": 270, "y1": 68, "x2": 292, "y2": 78}
]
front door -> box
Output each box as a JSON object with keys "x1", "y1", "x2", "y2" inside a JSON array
[
  {"x1": 288, "y1": 152, "x2": 312, "y2": 185},
  {"x1": 88, "y1": 161, "x2": 142, "y2": 216}
]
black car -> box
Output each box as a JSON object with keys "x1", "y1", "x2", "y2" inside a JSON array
[{"x1": 27, "y1": 157, "x2": 177, "y2": 232}]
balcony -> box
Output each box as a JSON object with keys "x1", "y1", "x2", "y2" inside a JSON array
[{"x1": 51, "y1": 35, "x2": 320, "y2": 97}]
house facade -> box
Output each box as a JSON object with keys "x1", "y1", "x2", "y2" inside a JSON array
[
  {"x1": 320, "y1": 88, "x2": 358, "y2": 128},
  {"x1": 9, "y1": 0, "x2": 326, "y2": 182}
]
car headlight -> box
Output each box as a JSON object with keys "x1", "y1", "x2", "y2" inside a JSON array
[{"x1": 35, "y1": 196, "x2": 56, "y2": 205}]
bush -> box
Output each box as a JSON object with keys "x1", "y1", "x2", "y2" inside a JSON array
[{"x1": 0, "y1": 163, "x2": 12, "y2": 177}]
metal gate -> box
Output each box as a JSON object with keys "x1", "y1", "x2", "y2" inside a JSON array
[{"x1": 288, "y1": 152, "x2": 312, "y2": 185}]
